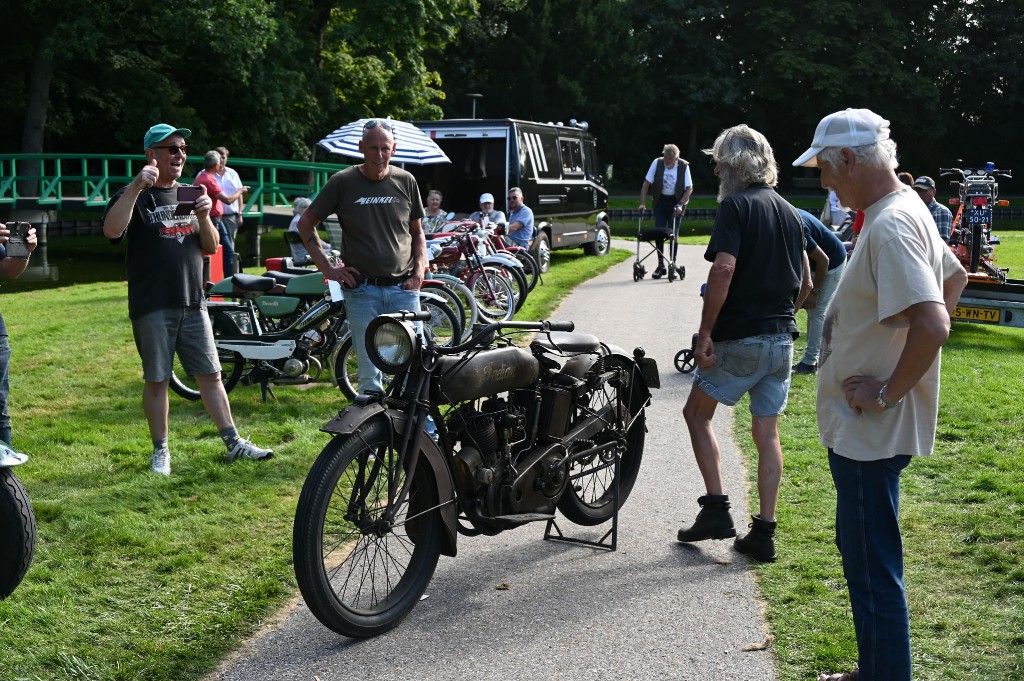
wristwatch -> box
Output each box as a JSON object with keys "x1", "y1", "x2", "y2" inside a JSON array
[{"x1": 875, "y1": 383, "x2": 903, "y2": 410}]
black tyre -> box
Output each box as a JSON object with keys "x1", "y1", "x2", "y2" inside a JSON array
[
  {"x1": 498, "y1": 264, "x2": 529, "y2": 312},
  {"x1": 421, "y1": 296, "x2": 462, "y2": 348},
  {"x1": 674, "y1": 349, "x2": 696, "y2": 374},
  {"x1": 169, "y1": 313, "x2": 245, "y2": 400},
  {"x1": 421, "y1": 281, "x2": 467, "y2": 339},
  {"x1": 0, "y1": 467, "x2": 36, "y2": 600},
  {"x1": 556, "y1": 355, "x2": 646, "y2": 525},
  {"x1": 333, "y1": 336, "x2": 394, "y2": 400},
  {"x1": 583, "y1": 223, "x2": 611, "y2": 257},
  {"x1": 293, "y1": 420, "x2": 443, "y2": 638},
  {"x1": 513, "y1": 250, "x2": 541, "y2": 291},
  {"x1": 532, "y1": 232, "x2": 551, "y2": 274},
  {"x1": 970, "y1": 223, "x2": 982, "y2": 273}
]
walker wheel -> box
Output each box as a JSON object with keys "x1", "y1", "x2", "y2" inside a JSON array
[
  {"x1": 674, "y1": 349, "x2": 696, "y2": 373},
  {"x1": 677, "y1": 265, "x2": 686, "y2": 280},
  {"x1": 668, "y1": 267, "x2": 676, "y2": 282}
]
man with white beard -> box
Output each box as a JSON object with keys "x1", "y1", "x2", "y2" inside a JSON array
[{"x1": 676, "y1": 124, "x2": 811, "y2": 563}]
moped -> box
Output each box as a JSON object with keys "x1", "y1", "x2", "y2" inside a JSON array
[
  {"x1": 293, "y1": 310, "x2": 659, "y2": 637},
  {"x1": 0, "y1": 444, "x2": 35, "y2": 599}
]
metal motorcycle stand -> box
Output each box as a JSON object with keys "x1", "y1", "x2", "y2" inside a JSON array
[{"x1": 543, "y1": 451, "x2": 621, "y2": 551}]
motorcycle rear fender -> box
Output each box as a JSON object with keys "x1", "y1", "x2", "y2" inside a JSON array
[
  {"x1": 481, "y1": 254, "x2": 523, "y2": 269},
  {"x1": 561, "y1": 351, "x2": 655, "y2": 405},
  {"x1": 320, "y1": 404, "x2": 459, "y2": 558}
]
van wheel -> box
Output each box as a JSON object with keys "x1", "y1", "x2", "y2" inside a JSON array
[
  {"x1": 584, "y1": 223, "x2": 611, "y2": 257},
  {"x1": 533, "y1": 232, "x2": 551, "y2": 274}
]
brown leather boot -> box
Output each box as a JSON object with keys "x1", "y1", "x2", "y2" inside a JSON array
[{"x1": 677, "y1": 494, "x2": 736, "y2": 542}]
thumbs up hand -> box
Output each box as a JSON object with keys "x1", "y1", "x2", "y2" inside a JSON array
[{"x1": 135, "y1": 158, "x2": 160, "y2": 189}]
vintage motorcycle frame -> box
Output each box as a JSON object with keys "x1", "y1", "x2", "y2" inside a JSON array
[{"x1": 292, "y1": 310, "x2": 659, "y2": 638}]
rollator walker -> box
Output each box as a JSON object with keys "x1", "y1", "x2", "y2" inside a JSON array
[{"x1": 632, "y1": 209, "x2": 686, "y2": 283}]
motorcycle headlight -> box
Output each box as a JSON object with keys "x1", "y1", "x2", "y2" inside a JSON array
[{"x1": 365, "y1": 315, "x2": 418, "y2": 374}]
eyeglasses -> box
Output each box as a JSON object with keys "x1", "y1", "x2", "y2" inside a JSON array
[
  {"x1": 363, "y1": 119, "x2": 394, "y2": 132},
  {"x1": 153, "y1": 144, "x2": 188, "y2": 155}
]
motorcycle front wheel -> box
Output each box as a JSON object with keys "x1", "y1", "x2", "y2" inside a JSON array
[
  {"x1": 556, "y1": 355, "x2": 647, "y2": 526},
  {"x1": 293, "y1": 419, "x2": 443, "y2": 638},
  {"x1": 0, "y1": 467, "x2": 36, "y2": 599},
  {"x1": 169, "y1": 313, "x2": 246, "y2": 401}
]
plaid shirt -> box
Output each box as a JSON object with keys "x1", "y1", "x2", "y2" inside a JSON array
[{"x1": 928, "y1": 198, "x2": 953, "y2": 242}]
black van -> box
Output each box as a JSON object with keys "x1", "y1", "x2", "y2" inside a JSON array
[{"x1": 408, "y1": 118, "x2": 611, "y2": 272}]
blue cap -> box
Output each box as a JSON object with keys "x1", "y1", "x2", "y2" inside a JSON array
[{"x1": 144, "y1": 123, "x2": 191, "y2": 150}]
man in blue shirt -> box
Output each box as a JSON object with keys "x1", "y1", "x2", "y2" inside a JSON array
[
  {"x1": 505, "y1": 187, "x2": 534, "y2": 249},
  {"x1": 912, "y1": 176, "x2": 953, "y2": 243},
  {"x1": 792, "y1": 209, "x2": 848, "y2": 374}
]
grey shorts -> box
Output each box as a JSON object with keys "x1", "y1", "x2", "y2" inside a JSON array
[
  {"x1": 694, "y1": 333, "x2": 793, "y2": 416},
  {"x1": 131, "y1": 307, "x2": 220, "y2": 382}
]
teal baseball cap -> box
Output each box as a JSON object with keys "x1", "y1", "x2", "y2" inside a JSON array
[{"x1": 144, "y1": 123, "x2": 192, "y2": 150}]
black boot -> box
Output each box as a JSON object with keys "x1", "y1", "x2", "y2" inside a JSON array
[
  {"x1": 651, "y1": 262, "x2": 666, "y2": 279},
  {"x1": 734, "y1": 515, "x2": 777, "y2": 562},
  {"x1": 677, "y1": 494, "x2": 736, "y2": 542}
]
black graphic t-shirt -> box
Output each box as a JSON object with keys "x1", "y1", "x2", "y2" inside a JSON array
[{"x1": 104, "y1": 185, "x2": 206, "y2": 319}]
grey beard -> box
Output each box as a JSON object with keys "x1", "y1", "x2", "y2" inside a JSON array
[{"x1": 717, "y1": 168, "x2": 747, "y2": 202}]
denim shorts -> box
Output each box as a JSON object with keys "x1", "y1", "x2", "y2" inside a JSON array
[
  {"x1": 131, "y1": 307, "x2": 220, "y2": 382},
  {"x1": 694, "y1": 333, "x2": 793, "y2": 416}
]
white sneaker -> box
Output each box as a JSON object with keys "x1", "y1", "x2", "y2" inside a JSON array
[
  {"x1": 150, "y1": 448, "x2": 171, "y2": 475},
  {"x1": 226, "y1": 438, "x2": 274, "y2": 462}
]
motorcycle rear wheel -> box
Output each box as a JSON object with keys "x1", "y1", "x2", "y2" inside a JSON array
[
  {"x1": 169, "y1": 313, "x2": 246, "y2": 401},
  {"x1": 556, "y1": 355, "x2": 646, "y2": 526},
  {"x1": 293, "y1": 420, "x2": 443, "y2": 638},
  {"x1": 0, "y1": 467, "x2": 36, "y2": 599}
]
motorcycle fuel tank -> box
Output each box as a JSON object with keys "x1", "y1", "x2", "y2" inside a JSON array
[{"x1": 433, "y1": 346, "x2": 540, "y2": 404}]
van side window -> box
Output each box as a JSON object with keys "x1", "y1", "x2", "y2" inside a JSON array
[
  {"x1": 583, "y1": 140, "x2": 598, "y2": 178},
  {"x1": 559, "y1": 138, "x2": 584, "y2": 176}
]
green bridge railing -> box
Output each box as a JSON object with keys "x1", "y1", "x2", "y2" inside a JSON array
[{"x1": 0, "y1": 153, "x2": 349, "y2": 219}]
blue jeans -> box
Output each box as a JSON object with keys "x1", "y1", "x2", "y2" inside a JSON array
[
  {"x1": 828, "y1": 449, "x2": 913, "y2": 681},
  {"x1": 0, "y1": 334, "x2": 11, "y2": 444},
  {"x1": 345, "y1": 282, "x2": 421, "y2": 394},
  {"x1": 215, "y1": 217, "x2": 235, "y2": 275},
  {"x1": 800, "y1": 260, "x2": 845, "y2": 365},
  {"x1": 221, "y1": 214, "x2": 241, "y2": 273}
]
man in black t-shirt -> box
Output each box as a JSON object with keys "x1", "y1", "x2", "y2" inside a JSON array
[
  {"x1": 675, "y1": 124, "x2": 811, "y2": 563},
  {"x1": 103, "y1": 123, "x2": 273, "y2": 475}
]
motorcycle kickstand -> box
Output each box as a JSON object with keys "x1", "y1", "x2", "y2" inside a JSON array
[{"x1": 259, "y1": 379, "x2": 276, "y2": 403}]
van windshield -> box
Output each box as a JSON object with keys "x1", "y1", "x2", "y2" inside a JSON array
[{"x1": 405, "y1": 138, "x2": 509, "y2": 216}]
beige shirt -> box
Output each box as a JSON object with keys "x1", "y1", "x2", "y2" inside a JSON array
[{"x1": 817, "y1": 188, "x2": 963, "y2": 460}]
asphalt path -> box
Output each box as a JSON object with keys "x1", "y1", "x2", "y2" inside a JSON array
[{"x1": 208, "y1": 242, "x2": 777, "y2": 681}]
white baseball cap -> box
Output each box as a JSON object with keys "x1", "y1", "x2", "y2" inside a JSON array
[
  {"x1": 793, "y1": 108, "x2": 891, "y2": 167},
  {"x1": 479, "y1": 193, "x2": 494, "y2": 204}
]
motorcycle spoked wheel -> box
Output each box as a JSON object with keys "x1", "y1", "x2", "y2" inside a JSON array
[
  {"x1": 555, "y1": 355, "x2": 646, "y2": 526},
  {"x1": 0, "y1": 467, "x2": 36, "y2": 599},
  {"x1": 169, "y1": 313, "x2": 246, "y2": 401},
  {"x1": 293, "y1": 420, "x2": 443, "y2": 638}
]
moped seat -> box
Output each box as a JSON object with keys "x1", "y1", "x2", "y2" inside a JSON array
[
  {"x1": 531, "y1": 331, "x2": 601, "y2": 355},
  {"x1": 231, "y1": 273, "x2": 278, "y2": 292}
]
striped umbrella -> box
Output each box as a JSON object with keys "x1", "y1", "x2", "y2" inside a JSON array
[{"x1": 318, "y1": 118, "x2": 451, "y2": 165}]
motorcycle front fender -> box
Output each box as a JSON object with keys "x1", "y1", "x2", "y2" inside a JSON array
[
  {"x1": 320, "y1": 404, "x2": 459, "y2": 558},
  {"x1": 481, "y1": 254, "x2": 523, "y2": 269}
]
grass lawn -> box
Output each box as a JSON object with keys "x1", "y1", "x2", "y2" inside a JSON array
[{"x1": 0, "y1": 246, "x2": 630, "y2": 681}]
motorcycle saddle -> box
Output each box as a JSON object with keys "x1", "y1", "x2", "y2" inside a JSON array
[
  {"x1": 231, "y1": 273, "x2": 278, "y2": 292},
  {"x1": 531, "y1": 331, "x2": 601, "y2": 355}
]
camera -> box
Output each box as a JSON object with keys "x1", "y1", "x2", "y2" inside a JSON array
[
  {"x1": 4, "y1": 222, "x2": 31, "y2": 258},
  {"x1": 174, "y1": 185, "x2": 204, "y2": 216}
]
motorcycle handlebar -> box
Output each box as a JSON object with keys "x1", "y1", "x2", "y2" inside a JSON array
[{"x1": 438, "y1": 319, "x2": 575, "y2": 354}]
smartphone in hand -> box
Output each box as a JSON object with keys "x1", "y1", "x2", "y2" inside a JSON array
[
  {"x1": 4, "y1": 222, "x2": 31, "y2": 258},
  {"x1": 174, "y1": 185, "x2": 204, "y2": 216}
]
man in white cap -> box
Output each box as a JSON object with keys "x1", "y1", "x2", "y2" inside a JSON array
[
  {"x1": 911, "y1": 175, "x2": 953, "y2": 243},
  {"x1": 793, "y1": 109, "x2": 967, "y2": 681},
  {"x1": 469, "y1": 193, "x2": 507, "y2": 226}
]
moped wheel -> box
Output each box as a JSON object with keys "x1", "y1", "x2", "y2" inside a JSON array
[
  {"x1": 293, "y1": 420, "x2": 442, "y2": 638},
  {"x1": 494, "y1": 264, "x2": 528, "y2": 312},
  {"x1": 421, "y1": 281, "x2": 467, "y2": 339},
  {"x1": 512, "y1": 250, "x2": 541, "y2": 291},
  {"x1": 468, "y1": 269, "x2": 516, "y2": 322},
  {"x1": 556, "y1": 356, "x2": 646, "y2": 526},
  {"x1": 421, "y1": 297, "x2": 462, "y2": 348},
  {"x1": 169, "y1": 313, "x2": 245, "y2": 401},
  {"x1": 333, "y1": 337, "x2": 396, "y2": 400},
  {"x1": 0, "y1": 467, "x2": 36, "y2": 599}
]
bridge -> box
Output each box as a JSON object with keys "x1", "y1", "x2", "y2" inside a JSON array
[{"x1": 0, "y1": 152, "x2": 349, "y2": 245}]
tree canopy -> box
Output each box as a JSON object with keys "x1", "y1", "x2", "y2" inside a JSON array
[{"x1": 1, "y1": 0, "x2": 1020, "y2": 192}]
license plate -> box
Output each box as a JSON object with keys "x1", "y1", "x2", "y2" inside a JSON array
[
  {"x1": 967, "y1": 208, "x2": 992, "y2": 224},
  {"x1": 953, "y1": 305, "x2": 1000, "y2": 324}
]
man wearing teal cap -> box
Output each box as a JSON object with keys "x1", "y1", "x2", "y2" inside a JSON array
[{"x1": 102, "y1": 123, "x2": 274, "y2": 475}]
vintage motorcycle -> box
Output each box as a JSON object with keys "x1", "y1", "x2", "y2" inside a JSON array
[
  {"x1": 293, "y1": 311, "x2": 659, "y2": 637},
  {"x1": 0, "y1": 444, "x2": 35, "y2": 599},
  {"x1": 940, "y1": 163, "x2": 1013, "y2": 279}
]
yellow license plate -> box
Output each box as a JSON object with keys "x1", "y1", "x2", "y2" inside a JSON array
[{"x1": 953, "y1": 305, "x2": 1001, "y2": 323}]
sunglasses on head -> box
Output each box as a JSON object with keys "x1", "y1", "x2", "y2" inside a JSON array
[{"x1": 363, "y1": 119, "x2": 395, "y2": 132}]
